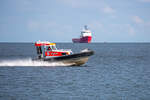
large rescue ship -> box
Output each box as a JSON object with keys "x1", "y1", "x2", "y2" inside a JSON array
[{"x1": 72, "y1": 25, "x2": 92, "y2": 43}]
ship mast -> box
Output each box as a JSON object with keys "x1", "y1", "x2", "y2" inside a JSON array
[{"x1": 84, "y1": 25, "x2": 88, "y2": 30}]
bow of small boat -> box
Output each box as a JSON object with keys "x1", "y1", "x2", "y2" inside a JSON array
[
  {"x1": 62, "y1": 56, "x2": 89, "y2": 66},
  {"x1": 55, "y1": 49, "x2": 94, "y2": 66}
]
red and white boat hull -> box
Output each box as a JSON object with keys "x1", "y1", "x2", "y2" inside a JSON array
[{"x1": 72, "y1": 36, "x2": 92, "y2": 43}]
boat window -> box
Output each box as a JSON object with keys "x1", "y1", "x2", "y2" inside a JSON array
[
  {"x1": 62, "y1": 52, "x2": 66, "y2": 56},
  {"x1": 37, "y1": 46, "x2": 42, "y2": 54},
  {"x1": 52, "y1": 46, "x2": 57, "y2": 50},
  {"x1": 47, "y1": 46, "x2": 52, "y2": 51}
]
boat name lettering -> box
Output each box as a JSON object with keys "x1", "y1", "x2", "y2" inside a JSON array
[{"x1": 51, "y1": 53, "x2": 58, "y2": 55}]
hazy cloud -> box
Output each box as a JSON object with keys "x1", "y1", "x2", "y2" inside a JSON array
[
  {"x1": 132, "y1": 16, "x2": 144, "y2": 24},
  {"x1": 139, "y1": 0, "x2": 150, "y2": 2},
  {"x1": 27, "y1": 20, "x2": 56, "y2": 32},
  {"x1": 102, "y1": 6, "x2": 115, "y2": 14},
  {"x1": 128, "y1": 26, "x2": 135, "y2": 36},
  {"x1": 28, "y1": 20, "x2": 40, "y2": 31},
  {"x1": 89, "y1": 21, "x2": 103, "y2": 30},
  {"x1": 59, "y1": 0, "x2": 116, "y2": 15},
  {"x1": 147, "y1": 22, "x2": 150, "y2": 26},
  {"x1": 59, "y1": 0, "x2": 92, "y2": 8},
  {"x1": 27, "y1": 20, "x2": 73, "y2": 34},
  {"x1": 132, "y1": 16, "x2": 150, "y2": 29}
]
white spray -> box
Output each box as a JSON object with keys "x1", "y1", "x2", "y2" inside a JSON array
[{"x1": 0, "y1": 58, "x2": 71, "y2": 67}]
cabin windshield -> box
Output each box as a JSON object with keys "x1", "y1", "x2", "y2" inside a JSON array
[
  {"x1": 46, "y1": 45, "x2": 57, "y2": 51},
  {"x1": 47, "y1": 46, "x2": 52, "y2": 51},
  {"x1": 51, "y1": 45, "x2": 57, "y2": 50}
]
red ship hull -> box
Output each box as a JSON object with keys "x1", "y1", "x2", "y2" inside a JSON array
[{"x1": 72, "y1": 36, "x2": 92, "y2": 43}]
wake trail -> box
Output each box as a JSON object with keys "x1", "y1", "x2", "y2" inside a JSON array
[{"x1": 0, "y1": 58, "x2": 71, "y2": 67}]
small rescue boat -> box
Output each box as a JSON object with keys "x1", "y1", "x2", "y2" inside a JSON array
[{"x1": 34, "y1": 41, "x2": 94, "y2": 66}]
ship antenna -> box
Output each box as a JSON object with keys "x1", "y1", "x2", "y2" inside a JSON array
[{"x1": 84, "y1": 25, "x2": 88, "y2": 30}]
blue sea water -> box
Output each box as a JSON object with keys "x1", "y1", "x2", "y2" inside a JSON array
[{"x1": 0, "y1": 43, "x2": 150, "y2": 100}]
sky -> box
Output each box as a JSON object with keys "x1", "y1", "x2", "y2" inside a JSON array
[{"x1": 0, "y1": 0, "x2": 150, "y2": 42}]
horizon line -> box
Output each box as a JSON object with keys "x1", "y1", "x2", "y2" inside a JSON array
[{"x1": 0, "y1": 41, "x2": 150, "y2": 43}]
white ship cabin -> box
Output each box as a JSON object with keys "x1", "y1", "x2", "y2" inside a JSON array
[{"x1": 81, "y1": 25, "x2": 92, "y2": 37}]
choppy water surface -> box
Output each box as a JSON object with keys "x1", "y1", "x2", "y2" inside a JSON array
[{"x1": 0, "y1": 43, "x2": 150, "y2": 100}]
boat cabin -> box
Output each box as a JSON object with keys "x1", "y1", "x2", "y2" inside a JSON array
[{"x1": 35, "y1": 41, "x2": 72, "y2": 59}]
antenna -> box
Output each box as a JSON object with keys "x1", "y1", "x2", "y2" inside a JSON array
[{"x1": 84, "y1": 25, "x2": 88, "y2": 30}]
